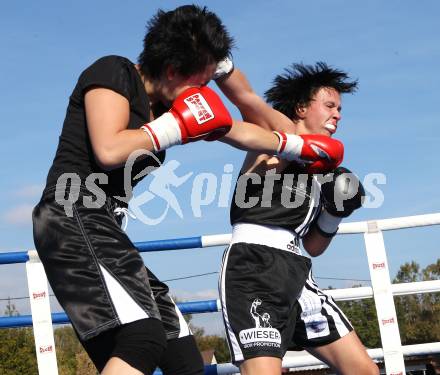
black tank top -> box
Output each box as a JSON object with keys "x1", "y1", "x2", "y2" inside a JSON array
[
  {"x1": 45, "y1": 55, "x2": 165, "y2": 199},
  {"x1": 230, "y1": 163, "x2": 321, "y2": 236}
]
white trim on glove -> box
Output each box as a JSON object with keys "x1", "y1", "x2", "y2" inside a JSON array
[
  {"x1": 316, "y1": 209, "x2": 342, "y2": 236},
  {"x1": 141, "y1": 113, "x2": 182, "y2": 152},
  {"x1": 274, "y1": 131, "x2": 304, "y2": 162},
  {"x1": 213, "y1": 57, "x2": 234, "y2": 81}
]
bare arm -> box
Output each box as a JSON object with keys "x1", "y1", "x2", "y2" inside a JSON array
[
  {"x1": 302, "y1": 225, "x2": 333, "y2": 257},
  {"x1": 85, "y1": 88, "x2": 155, "y2": 169},
  {"x1": 86, "y1": 88, "x2": 283, "y2": 167},
  {"x1": 217, "y1": 68, "x2": 295, "y2": 133},
  {"x1": 219, "y1": 119, "x2": 280, "y2": 153}
]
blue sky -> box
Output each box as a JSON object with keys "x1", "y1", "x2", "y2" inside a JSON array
[{"x1": 1, "y1": 0, "x2": 439, "y2": 334}]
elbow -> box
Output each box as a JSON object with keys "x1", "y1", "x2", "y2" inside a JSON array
[
  {"x1": 93, "y1": 148, "x2": 120, "y2": 170},
  {"x1": 301, "y1": 225, "x2": 334, "y2": 257},
  {"x1": 306, "y1": 248, "x2": 325, "y2": 258},
  {"x1": 303, "y1": 242, "x2": 325, "y2": 257},
  {"x1": 302, "y1": 233, "x2": 329, "y2": 257}
]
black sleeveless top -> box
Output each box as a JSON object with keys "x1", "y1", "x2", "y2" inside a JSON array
[
  {"x1": 230, "y1": 163, "x2": 321, "y2": 236},
  {"x1": 45, "y1": 55, "x2": 165, "y2": 199}
]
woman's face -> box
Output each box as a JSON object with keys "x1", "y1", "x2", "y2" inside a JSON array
[{"x1": 157, "y1": 63, "x2": 217, "y2": 106}]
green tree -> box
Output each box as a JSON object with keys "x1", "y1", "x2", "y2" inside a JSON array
[
  {"x1": 4, "y1": 298, "x2": 20, "y2": 317},
  {"x1": 0, "y1": 328, "x2": 38, "y2": 375},
  {"x1": 337, "y1": 259, "x2": 440, "y2": 349},
  {"x1": 74, "y1": 350, "x2": 97, "y2": 375},
  {"x1": 337, "y1": 288, "x2": 381, "y2": 348},
  {"x1": 393, "y1": 260, "x2": 440, "y2": 345},
  {"x1": 0, "y1": 304, "x2": 37, "y2": 374},
  {"x1": 54, "y1": 325, "x2": 97, "y2": 375},
  {"x1": 194, "y1": 327, "x2": 231, "y2": 363}
]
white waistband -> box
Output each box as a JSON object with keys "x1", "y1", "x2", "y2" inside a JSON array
[{"x1": 231, "y1": 223, "x2": 302, "y2": 255}]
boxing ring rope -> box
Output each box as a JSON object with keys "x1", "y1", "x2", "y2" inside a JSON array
[{"x1": 1, "y1": 213, "x2": 440, "y2": 375}]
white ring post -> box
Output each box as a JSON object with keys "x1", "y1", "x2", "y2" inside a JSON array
[
  {"x1": 364, "y1": 221, "x2": 405, "y2": 375},
  {"x1": 26, "y1": 250, "x2": 58, "y2": 375}
]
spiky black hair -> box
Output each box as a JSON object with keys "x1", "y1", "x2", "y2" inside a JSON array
[
  {"x1": 265, "y1": 62, "x2": 358, "y2": 120},
  {"x1": 138, "y1": 5, "x2": 234, "y2": 79}
]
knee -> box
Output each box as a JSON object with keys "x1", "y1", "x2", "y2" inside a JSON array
[{"x1": 356, "y1": 359, "x2": 379, "y2": 375}]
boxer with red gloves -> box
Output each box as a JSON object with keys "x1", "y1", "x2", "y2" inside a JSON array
[{"x1": 33, "y1": 6, "x2": 251, "y2": 375}]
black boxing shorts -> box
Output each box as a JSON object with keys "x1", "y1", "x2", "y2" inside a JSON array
[
  {"x1": 219, "y1": 223, "x2": 352, "y2": 365},
  {"x1": 219, "y1": 223, "x2": 311, "y2": 365},
  {"x1": 32, "y1": 185, "x2": 191, "y2": 342}
]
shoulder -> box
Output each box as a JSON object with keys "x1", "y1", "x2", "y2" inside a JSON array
[
  {"x1": 78, "y1": 55, "x2": 138, "y2": 100},
  {"x1": 87, "y1": 55, "x2": 133, "y2": 68},
  {"x1": 80, "y1": 55, "x2": 135, "y2": 79}
]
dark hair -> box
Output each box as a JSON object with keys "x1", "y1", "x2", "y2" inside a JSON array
[
  {"x1": 265, "y1": 62, "x2": 358, "y2": 121},
  {"x1": 138, "y1": 5, "x2": 234, "y2": 79}
]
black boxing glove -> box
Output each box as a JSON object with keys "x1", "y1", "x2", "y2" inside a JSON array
[{"x1": 316, "y1": 166, "x2": 365, "y2": 237}]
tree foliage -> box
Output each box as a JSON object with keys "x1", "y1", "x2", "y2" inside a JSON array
[
  {"x1": 393, "y1": 260, "x2": 440, "y2": 345},
  {"x1": 337, "y1": 293, "x2": 381, "y2": 348},
  {"x1": 54, "y1": 326, "x2": 97, "y2": 375},
  {"x1": 0, "y1": 328, "x2": 38, "y2": 375},
  {"x1": 0, "y1": 300, "x2": 38, "y2": 374},
  {"x1": 193, "y1": 326, "x2": 231, "y2": 363},
  {"x1": 337, "y1": 259, "x2": 440, "y2": 348}
]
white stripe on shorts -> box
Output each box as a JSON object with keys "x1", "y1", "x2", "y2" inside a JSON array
[
  {"x1": 219, "y1": 245, "x2": 244, "y2": 362},
  {"x1": 170, "y1": 296, "x2": 191, "y2": 338},
  {"x1": 298, "y1": 272, "x2": 350, "y2": 340},
  {"x1": 99, "y1": 264, "x2": 149, "y2": 324}
]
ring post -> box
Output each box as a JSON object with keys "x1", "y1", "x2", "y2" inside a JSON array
[
  {"x1": 364, "y1": 221, "x2": 405, "y2": 375},
  {"x1": 26, "y1": 250, "x2": 58, "y2": 375}
]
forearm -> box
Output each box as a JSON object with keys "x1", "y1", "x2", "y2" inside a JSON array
[
  {"x1": 217, "y1": 68, "x2": 294, "y2": 132},
  {"x1": 302, "y1": 226, "x2": 333, "y2": 257},
  {"x1": 220, "y1": 120, "x2": 280, "y2": 153}
]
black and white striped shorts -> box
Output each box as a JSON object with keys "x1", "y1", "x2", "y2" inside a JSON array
[
  {"x1": 219, "y1": 224, "x2": 352, "y2": 365},
  {"x1": 289, "y1": 270, "x2": 353, "y2": 350}
]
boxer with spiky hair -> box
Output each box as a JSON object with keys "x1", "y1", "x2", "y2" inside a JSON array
[{"x1": 217, "y1": 62, "x2": 378, "y2": 375}]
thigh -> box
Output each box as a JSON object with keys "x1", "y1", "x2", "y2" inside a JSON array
[
  {"x1": 158, "y1": 335, "x2": 204, "y2": 375},
  {"x1": 306, "y1": 331, "x2": 378, "y2": 375},
  {"x1": 240, "y1": 356, "x2": 281, "y2": 375},
  {"x1": 219, "y1": 243, "x2": 311, "y2": 365},
  {"x1": 80, "y1": 318, "x2": 167, "y2": 374},
  {"x1": 290, "y1": 271, "x2": 352, "y2": 349}
]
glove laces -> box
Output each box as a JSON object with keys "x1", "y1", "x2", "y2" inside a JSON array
[{"x1": 114, "y1": 207, "x2": 137, "y2": 231}]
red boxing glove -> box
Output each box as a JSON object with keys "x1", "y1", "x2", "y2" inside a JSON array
[
  {"x1": 274, "y1": 132, "x2": 344, "y2": 173},
  {"x1": 142, "y1": 87, "x2": 232, "y2": 151},
  {"x1": 305, "y1": 159, "x2": 341, "y2": 174}
]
